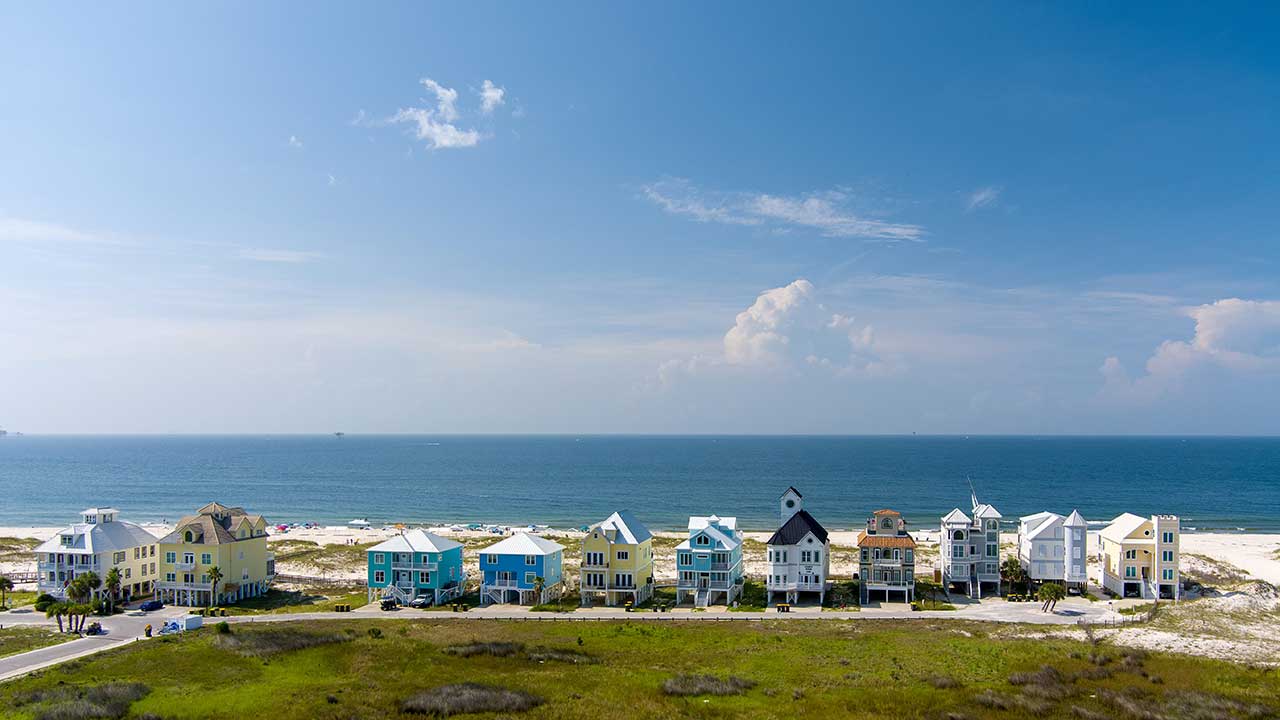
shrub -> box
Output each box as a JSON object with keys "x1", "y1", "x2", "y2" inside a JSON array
[
  {"x1": 401, "y1": 683, "x2": 543, "y2": 716},
  {"x1": 24, "y1": 682, "x2": 150, "y2": 720},
  {"x1": 213, "y1": 628, "x2": 351, "y2": 658},
  {"x1": 1008, "y1": 665, "x2": 1066, "y2": 687},
  {"x1": 34, "y1": 593, "x2": 56, "y2": 612},
  {"x1": 215, "y1": 621, "x2": 231, "y2": 635},
  {"x1": 973, "y1": 690, "x2": 1012, "y2": 710},
  {"x1": 929, "y1": 675, "x2": 963, "y2": 689},
  {"x1": 526, "y1": 646, "x2": 597, "y2": 664},
  {"x1": 367, "y1": 627, "x2": 383, "y2": 639},
  {"x1": 1071, "y1": 706, "x2": 1110, "y2": 720},
  {"x1": 442, "y1": 641, "x2": 523, "y2": 658},
  {"x1": 661, "y1": 674, "x2": 756, "y2": 697}
]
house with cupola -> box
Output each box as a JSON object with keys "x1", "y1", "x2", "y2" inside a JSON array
[
  {"x1": 1099, "y1": 513, "x2": 1180, "y2": 600},
  {"x1": 939, "y1": 496, "x2": 1003, "y2": 599},
  {"x1": 1017, "y1": 509, "x2": 1088, "y2": 592},
  {"x1": 35, "y1": 508, "x2": 159, "y2": 602},
  {"x1": 765, "y1": 487, "x2": 830, "y2": 605},
  {"x1": 479, "y1": 532, "x2": 564, "y2": 605},
  {"x1": 579, "y1": 510, "x2": 655, "y2": 607},
  {"x1": 675, "y1": 515, "x2": 744, "y2": 607},
  {"x1": 857, "y1": 509, "x2": 916, "y2": 604},
  {"x1": 156, "y1": 502, "x2": 275, "y2": 606},
  {"x1": 366, "y1": 529, "x2": 467, "y2": 606}
]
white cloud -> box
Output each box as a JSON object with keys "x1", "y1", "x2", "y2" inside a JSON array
[
  {"x1": 419, "y1": 78, "x2": 460, "y2": 121},
  {"x1": 288, "y1": 135, "x2": 303, "y2": 149},
  {"x1": 327, "y1": 173, "x2": 337, "y2": 186},
  {"x1": 642, "y1": 179, "x2": 924, "y2": 241},
  {"x1": 965, "y1": 185, "x2": 1002, "y2": 211},
  {"x1": 0, "y1": 216, "x2": 101, "y2": 244},
  {"x1": 237, "y1": 248, "x2": 325, "y2": 264},
  {"x1": 1101, "y1": 298, "x2": 1280, "y2": 401},
  {"x1": 479, "y1": 80, "x2": 505, "y2": 114}
]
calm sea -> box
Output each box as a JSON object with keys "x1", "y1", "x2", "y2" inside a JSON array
[{"x1": 0, "y1": 436, "x2": 1277, "y2": 532}]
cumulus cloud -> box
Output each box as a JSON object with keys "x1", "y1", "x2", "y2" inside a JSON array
[
  {"x1": 288, "y1": 135, "x2": 303, "y2": 149},
  {"x1": 965, "y1": 185, "x2": 1001, "y2": 211},
  {"x1": 479, "y1": 80, "x2": 505, "y2": 114},
  {"x1": 386, "y1": 76, "x2": 507, "y2": 150},
  {"x1": 642, "y1": 179, "x2": 923, "y2": 241},
  {"x1": 1101, "y1": 298, "x2": 1280, "y2": 401}
]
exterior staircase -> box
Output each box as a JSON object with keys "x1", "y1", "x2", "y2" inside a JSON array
[
  {"x1": 695, "y1": 589, "x2": 710, "y2": 608},
  {"x1": 382, "y1": 584, "x2": 410, "y2": 605}
]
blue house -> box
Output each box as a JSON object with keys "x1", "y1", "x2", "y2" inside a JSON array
[
  {"x1": 366, "y1": 529, "x2": 466, "y2": 606},
  {"x1": 675, "y1": 515, "x2": 745, "y2": 607},
  {"x1": 479, "y1": 532, "x2": 565, "y2": 605}
]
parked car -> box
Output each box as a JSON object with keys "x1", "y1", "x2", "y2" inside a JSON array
[
  {"x1": 408, "y1": 597, "x2": 431, "y2": 608},
  {"x1": 380, "y1": 598, "x2": 398, "y2": 611},
  {"x1": 84, "y1": 622, "x2": 104, "y2": 636},
  {"x1": 139, "y1": 600, "x2": 164, "y2": 612}
]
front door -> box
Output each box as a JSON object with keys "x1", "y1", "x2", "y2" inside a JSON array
[{"x1": 699, "y1": 574, "x2": 709, "y2": 590}]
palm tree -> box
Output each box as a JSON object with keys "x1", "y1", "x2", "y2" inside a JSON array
[
  {"x1": 46, "y1": 601, "x2": 67, "y2": 633},
  {"x1": 207, "y1": 566, "x2": 223, "y2": 607},
  {"x1": 1037, "y1": 582, "x2": 1066, "y2": 613},
  {"x1": 1000, "y1": 556, "x2": 1029, "y2": 594},
  {"x1": 104, "y1": 567, "x2": 122, "y2": 614},
  {"x1": 532, "y1": 576, "x2": 546, "y2": 604},
  {"x1": 0, "y1": 574, "x2": 13, "y2": 609}
]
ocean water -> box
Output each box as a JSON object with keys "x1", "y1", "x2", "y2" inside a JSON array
[{"x1": 0, "y1": 435, "x2": 1277, "y2": 532}]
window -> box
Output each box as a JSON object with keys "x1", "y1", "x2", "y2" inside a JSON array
[
  {"x1": 860, "y1": 548, "x2": 868, "y2": 561},
  {"x1": 165, "y1": 552, "x2": 176, "y2": 563},
  {"x1": 696, "y1": 535, "x2": 710, "y2": 546},
  {"x1": 986, "y1": 543, "x2": 998, "y2": 557},
  {"x1": 60, "y1": 535, "x2": 74, "y2": 547},
  {"x1": 801, "y1": 550, "x2": 810, "y2": 562},
  {"x1": 615, "y1": 573, "x2": 633, "y2": 587},
  {"x1": 814, "y1": 550, "x2": 821, "y2": 563},
  {"x1": 525, "y1": 555, "x2": 537, "y2": 565},
  {"x1": 150, "y1": 562, "x2": 156, "y2": 574},
  {"x1": 1162, "y1": 531, "x2": 1174, "y2": 544},
  {"x1": 125, "y1": 568, "x2": 132, "y2": 579},
  {"x1": 374, "y1": 571, "x2": 385, "y2": 583},
  {"x1": 150, "y1": 545, "x2": 156, "y2": 557},
  {"x1": 1162, "y1": 550, "x2": 1174, "y2": 562},
  {"x1": 485, "y1": 554, "x2": 498, "y2": 565},
  {"x1": 201, "y1": 553, "x2": 212, "y2": 565},
  {"x1": 881, "y1": 518, "x2": 892, "y2": 530},
  {"x1": 184, "y1": 531, "x2": 193, "y2": 542},
  {"x1": 133, "y1": 547, "x2": 140, "y2": 560},
  {"x1": 893, "y1": 549, "x2": 901, "y2": 560},
  {"x1": 242, "y1": 569, "x2": 249, "y2": 580},
  {"x1": 1125, "y1": 549, "x2": 1137, "y2": 560},
  {"x1": 419, "y1": 571, "x2": 431, "y2": 584},
  {"x1": 953, "y1": 530, "x2": 965, "y2": 541},
  {"x1": 113, "y1": 551, "x2": 126, "y2": 564},
  {"x1": 1162, "y1": 568, "x2": 1174, "y2": 581},
  {"x1": 585, "y1": 572, "x2": 605, "y2": 587},
  {"x1": 952, "y1": 545, "x2": 965, "y2": 559},
  {"x1": 524, "y1": 572, "x2": 536, "y2": 585},
  {"x1": 585, "y1": 552, "x2": 605, "y2": 566},
  {"x1": 239, "y1": 551, "x2": 244, "y2": 560},
  {"x1": 200, "y1": 574, "x2": 209, "y2": 584},
  {"x1": 183, "y1": 553, "x2": 195, "y2": 565},
  {"x1": 373, "y1": 553, "x2": 384, "y2": 564},
  {"x1": 616, "y1": 550, "x2": 629, "y2": 561},
  {"x1": 677, "y1": 552, "x2": 691, "y2": 566},
  {"x1": 1125, "y1": 566, "x2": 1136, "y2": 578},
  {"x1": 988, "y1": 520, "x2": 998, "y2": 531},
  {"x1": 165, "y1": 573, "x2": 176, "y2": 582}
]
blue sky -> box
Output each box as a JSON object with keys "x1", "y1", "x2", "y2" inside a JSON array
[{"x1": 2, "y1": 3, "x2": 1279, "y2": 434}]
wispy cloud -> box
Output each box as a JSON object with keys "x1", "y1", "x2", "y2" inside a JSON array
[
  {"x1": 237, "y1": 248, "x2": 326, "y2": 264},
  {"x1": 642, "y1": 178, "x2": 924, "y2": 241},
  {"x1": 288, "y1": 135, "x2": 303, "y2": 149},
  {"x1": 965, "y1": 185, "x2": 1002, "y2": 212},
  {"x1": 327, "y1": 173, "x2": 337, "y2": 186},
  {"x1": 479, "y1": 80, "x2": 505, "y2": 114},
  {"x1": 383, "y1": 76, "x2": 507, "y2": 150},
  {"x1": 0, "y1": 216, "x2": 119, "y2": 245}
]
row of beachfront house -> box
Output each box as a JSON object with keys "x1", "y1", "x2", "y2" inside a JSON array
[{"x1": 31, "y1": 492, "x2": 1180, "y2": 611}]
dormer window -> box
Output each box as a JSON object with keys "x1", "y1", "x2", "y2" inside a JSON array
[
  {"x1": 184, "y1": 530, "x2": 194, "y2": 542},
  {"x1": 60, "y1": 535, "x2": 74, "y2": 547},
  {"x1": 84, "y1": 514, "x2": 96, "y2": 524},
  {"x1": 880, "y1": 518, "x2": 892, "y2": 530},
  {"x1": 695, "y1": 535, "x2": 710, "y2": 546}
]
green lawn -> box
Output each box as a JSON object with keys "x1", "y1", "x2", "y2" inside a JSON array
[
  {"x1": 1, "y1": 590, "x2": 40, "y2": 611},
  {"x1": 0, "y1": 626, "x2": 73, "y2": 659},
  {"x1": 217, "y1": 587, "x2": 369, "y2": 615},
  {"x1": 2, "y1": 619, "x2": 1277, "y2": 719}
]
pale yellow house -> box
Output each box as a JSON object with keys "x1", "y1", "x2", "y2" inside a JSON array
[
  {"x1": 580, "y1": 510, "x2": 654, "y2": 607},
  {"x1": 1099, "y1": 513, "x2": 1180, "y2": 601},
  {"x1": 156, "y1": 502, "x2": 276, "y2": 606},
  {"x1": 35, "y1": 508, "x2": 159, "y2": 602}
]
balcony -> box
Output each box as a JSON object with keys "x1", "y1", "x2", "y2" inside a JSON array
[
  {"x1": 677, "y1": 579, "x2": 737, "y2": 591},
  {"x1": 174, "y1": 561, "x2": 196, "y2": 572},
  {"x1": 863, "y1": 579, "x2": 913, "y2": 588},
  {"x1": 872, "y1": 558, "x2": 903, "y2": 567},
  {"x1": 156, "y1": 579, "x2": 212, "y2": 591},
  {"x1": 390, "y1": 560, "x2": 438, "y2": 572},
  {"x1": 485, "y1": 577, "x2": 523, "y2": 590},
  {"x1": 580, "y1": 560, "x2": 609, "y2": 570},
  {"x1": 767, "y1": 580, "x2": 825, "y2": 591}
]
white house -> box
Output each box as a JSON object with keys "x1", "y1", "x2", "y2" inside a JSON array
[
  {"x1": 35, "y1": 508, "x2": 159, "y2": 602},
  {"x1": 765, "y1": 487, "x2": 831, "y2": 605},
  {"x1": 1017, "y1": 509, "x2": 1088, "y2": 591},
  {"x1": 939, "y1": 498, "x2": 1003, "y2": 599}
]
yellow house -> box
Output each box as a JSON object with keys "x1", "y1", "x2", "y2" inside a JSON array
[
  {"x1": 579, "y1": 510, "x2": 654, "y2": 607},
  {"x1": 156, "y1": 502, "x2": 276, "y2": 606},
  {"x1": 1099, "y1": 513, "x2": 1180, "y2": 601}
]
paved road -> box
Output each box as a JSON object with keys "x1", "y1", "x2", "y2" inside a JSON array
[{"x1": 0, "y1": 606, "x2": 187, "y2": 683}]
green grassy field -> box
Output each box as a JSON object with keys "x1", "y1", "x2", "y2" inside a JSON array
[
  {"x1": 1, "y1": 590, "x2": 40, "y2": 611},
  {"x1": 0, "y1": 626, "x2": 73, "y2": 659},
  {"x1": 3, "y1": 618, "x2": 1278, "y2": 719},
  {"x1": 215, "y1": 587, "x2": 369, "y2": 615}
]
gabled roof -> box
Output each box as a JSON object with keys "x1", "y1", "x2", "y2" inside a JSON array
[
  {"x1": 593, "y1": 510, "x2": 652, "y2": 545},
  {"x1": 483, "y1": 532, "x2": 564, "y2": 556},
  {"x1": 872, "y1": 509, "x2": 901, "y2": 517},
  {"x1": 1100, "y1": 512, "x2": 1148, "y2": 543},
  {"x1": 34, "y1": 517, "x2": 158, "y2": 555},
  {"x1": 689, "y1": 515, "x2": 738, "y2": 531},
  {"x1": 369, "y1": 529, "x2": 461, "y2": 554},
  {"x1": 767, "y1": 510, "x2": 828, "y2": 546},
  {"x1": 676, "y1": 523, "x2": 741, "y2": 552},
  {"x1": 1020, "y1": 511, "x2": 1063, "y2": 540},
  {"x1": 941, "y1": 508, "x2": 971, "y2": 526},
  {"x1": 779, "y1": 486, "x2": 803, "y2": 499},
  {"x1": 973, "y1": 503, "x2": 1003, "y2": 520},
  {"x1": 1064, "y1": 509, "x2": 1088, "y2": 528},
  {"x1": 158, "y1": 501, "x2": 267, "y2": 545}
]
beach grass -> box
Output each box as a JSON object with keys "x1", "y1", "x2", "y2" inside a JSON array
[
  {"x1": 2, "y1": 618, "x2": 1278, "y2": 719},
  {"x1": 1, "y1": 590, "x2": 40, "y2": 611},
  {"x1": 0, "y1": 626, "x2": 74, "y2": 659},
  {"x1": 218, "y1": 586, "x2": 368, "y2": 615}
]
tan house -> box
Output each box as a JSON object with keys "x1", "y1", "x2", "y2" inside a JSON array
[
  {"x1": 1099, "y1": 513, "x2": 1180, "y2": 600},
  {"x1": 156, "y1": 502, "x2": 276, "y2": 606}
]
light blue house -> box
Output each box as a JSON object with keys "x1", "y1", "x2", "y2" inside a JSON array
[
  {"x1": 366, "y1": 529, "x2": 466, "y2": 606},
  {"x1": 479, "y1": 532, "x2": 565, "y2": 605},
  {"x1": 675, "y1": 515, "x2": 745, "y2": 607}
]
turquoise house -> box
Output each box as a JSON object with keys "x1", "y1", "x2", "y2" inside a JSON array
[
  {"x1": 479, "y1": 532, "x2": 565, "y2": 605},
  {"x1": 675, "y1": 515, "x2": 745, "y2": 606},
  {"x1": 366, "y1": 529, "x2": 466, "y2": 606}
]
